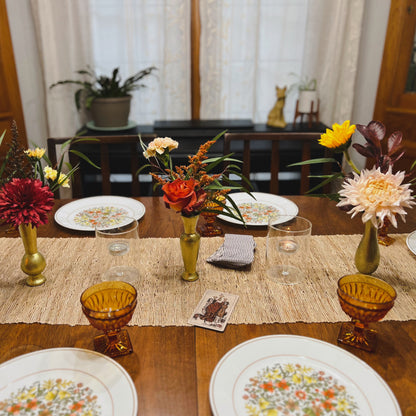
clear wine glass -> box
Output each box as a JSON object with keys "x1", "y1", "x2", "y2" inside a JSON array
[
  {"x1": 95, "y1": 217, "x2": 140, "y2": 282},
  {"x1": 266, "y1": 215, "x2": 312, "y2": 285}
]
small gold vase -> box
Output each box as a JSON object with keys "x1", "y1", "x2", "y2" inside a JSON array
[
  {"x1": 180, "y1": 215, "x2": 200, "y2": 282},
  {"x1": 354, "y1": 220, "x2": 380, "y2": 275},
  {"x1": 19, "y1": 223, "x2": 46, "y2": 286}
]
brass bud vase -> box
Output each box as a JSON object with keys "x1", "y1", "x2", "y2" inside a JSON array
[
  {"x1": 354, "y1": 220, "x2": 380, "y2": 275},
  {"x1": 180, "y1": 215, "x2": 200, "y2": 282},
  {"x1": 19, "y1": 223, "x2": 46, "y2": 286}
]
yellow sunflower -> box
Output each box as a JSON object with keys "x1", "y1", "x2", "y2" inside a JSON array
[{"x1": 319, "y1": 120, "x2": 356, "y2": 150}]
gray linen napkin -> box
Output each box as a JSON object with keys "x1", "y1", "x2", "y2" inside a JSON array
[{"x1": 206, "y1": 234, "x2": 256, "y2": 268}]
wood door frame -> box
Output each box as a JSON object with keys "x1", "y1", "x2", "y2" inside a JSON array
[
  {"x1": 374, "y1": 0, "x2": 416, "y2": 120},
  {"x1": 371, "y1": 0, "x2": 416, "y2": 173},
  {"x1": 0, "y1": 0, "x2": 27, "y2": 153}
]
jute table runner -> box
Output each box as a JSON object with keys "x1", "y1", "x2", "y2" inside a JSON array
[{"x1": 0, "y1": 234, "x2": 415, "y2": 326}]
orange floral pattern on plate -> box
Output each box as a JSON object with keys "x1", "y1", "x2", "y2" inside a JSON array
[
  {"x1": 74, "y1": 206, "x2": 128, "y2": 228},
  {"x1": 238, "y1": 203, "x2": 280, "y2": 224},
  {"x1": 0, "y1": 378, "x2": 101, "y2": 415},
  {"x1": 243, "y1": 361, "x2": 359, "y2": 415}
]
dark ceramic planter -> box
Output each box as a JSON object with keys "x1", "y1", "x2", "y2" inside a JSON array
[{"x1": 90, "y1": 95, "x2": 132, "y2": 127}]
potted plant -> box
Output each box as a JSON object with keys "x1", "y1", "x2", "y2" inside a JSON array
[
  {"x1": 289, "y1": 74, "x2": 318, "y2": 114},
  {"x1": 50, "y1": 66, "x2": 157, "y2": 128}
]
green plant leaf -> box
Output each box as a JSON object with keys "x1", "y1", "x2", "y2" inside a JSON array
[
  {"x1": 211, "y1": 130, "x2": 227, "y2": 143},
  {"x1": 288, "y1": 157, "x2": 338, "y2": 167},
  {"x1": 136, "y1": 163, "x2": 153, "y2": 176},
  {"x1": 306, "y1": 172, "x2": 343, "y2": 194},
  {"x1": 69, "y1": 149, "x2": 101, "y2": 170},
  {"x1": 0, "y1": 130, "x2": 6, "y2": 146}
]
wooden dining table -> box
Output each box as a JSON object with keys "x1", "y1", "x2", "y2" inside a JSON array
[{"x1": 1, "y1": 195, "x2": 416, "y2": 415}]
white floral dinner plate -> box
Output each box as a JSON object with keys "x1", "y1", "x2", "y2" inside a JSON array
[
  {"x1": 406, "y1": 230, "x2": 416, "y2": 255},
  {"x1": 0, "y1": 348, "x2": 138, "y2": 416},
  {"x1": 218, "y1": 192, "x2": 299, "y2": 226},
  {"x1": 54, "y1": 195, "x2": 145, "y2": 231},
  {"x1": 209, "y1": 335, "x2": 401, "y2": 416}
]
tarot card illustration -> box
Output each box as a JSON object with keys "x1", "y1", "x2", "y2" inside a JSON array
[{"x1": 188, "y1": 289, "x2": 238, "y2": 332}]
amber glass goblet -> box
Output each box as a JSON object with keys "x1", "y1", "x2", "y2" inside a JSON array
[
  {"x1": 337, "y1": 274, "x2": 396, "y2": 352},
  {"x1": 198, "y1": 196, "x2": 225, "y2": 237},
  {"x1": 378, "y1": 217, "x2": 396, "y2": 246},
  {"x1": 80, "y1": 281, "x2": 137, "y2": 358}
]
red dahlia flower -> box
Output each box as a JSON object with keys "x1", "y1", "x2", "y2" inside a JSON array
[{"x1": 0, "y1": 178, "x2": 54, "y2": 228}]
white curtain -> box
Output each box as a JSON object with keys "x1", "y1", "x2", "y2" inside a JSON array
[
  {"x1": 303, "y1": 0, "x2": 365, "y2": 124},
  {"x1": 199, "y1": 0, "x2": 364, "y2": 126},
  {"x1": 30, "y1": 0, "x2": 94, "y2": 137},
  {"x1": 89, "y1": 0, "x2": 191, "y2": 124},
  {"x1": 25, "y1": 0, "x2": 363, "y2": 137},
  {"x1": 31, "y1": 0, "x2": 191, "y2": 137}
]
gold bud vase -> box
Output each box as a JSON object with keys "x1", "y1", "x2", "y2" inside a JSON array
[
  {"x1": 180, "y1": 215, "x2": 200, "y2": 282},
  {"x1": 19, "y1": 223, "x2": 46, "y2": 286},
  {"x1": 355, "y1": 220, "x2": 380, "y2": 275}
]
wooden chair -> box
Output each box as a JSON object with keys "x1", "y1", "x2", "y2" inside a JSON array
[
  {"x1": 47, "y1": 134, "x2": 157, "y2": 198},
  {"x1": 223, "y1": 132, "x2": 333, "y2": 195}
]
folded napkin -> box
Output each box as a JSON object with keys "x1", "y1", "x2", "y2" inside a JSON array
[{"x1": 206, "y1": 234, "x2": 256, "y2": 268}]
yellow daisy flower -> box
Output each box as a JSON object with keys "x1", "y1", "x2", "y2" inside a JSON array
[
  {"x1": 304, "y1": 375, "x2": 316, "y2": 384},
  {"x1": 284, "y1": 363, "x2": 295, "y2": 372},
  {"x1": 25, "y1": 147, "x2": 45, "y2": 159},
  {"x1": 44, "y1": 166, "x2": 58, "y2": 181},
  {"x1": 292, "y1": 373, "x2": 302, "y2": 384},
  {"x1": 319, "y1": 120, "x2": 356, "y2": 150},
  {"x1": 336, "y1": 398, "x2": 352, "y2": 412},
  {"x1": 58, "y1": 390, "x2": 71, "y2": 399},
  {"x1": 259, "y1": 398, "x2": 270, "y2": 410},
  {"x1": 58, "y1": 173, "x2": 70, "y2": 188},
  {"x1": 44, "y1": 391, "x2": 56, "y2": 401}
]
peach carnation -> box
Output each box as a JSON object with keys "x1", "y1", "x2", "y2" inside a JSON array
[{"x1": 143, "y1": 137, "x2": 178, "y2": 158}]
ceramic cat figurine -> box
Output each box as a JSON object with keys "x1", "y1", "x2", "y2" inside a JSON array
[{"x1": 267, "y1": 86, "x2": 287, "y2": 128}]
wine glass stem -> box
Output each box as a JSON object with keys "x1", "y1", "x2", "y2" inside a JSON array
[
  {"x1": 104, "y1": 330, "x2": 128, "y2": 353},
  {"x1": 282, "y1": 254, "x2": 290, "y2": 275},
  {"x1": 349, "y1": 322, "x2": 369, "y2": 346}
]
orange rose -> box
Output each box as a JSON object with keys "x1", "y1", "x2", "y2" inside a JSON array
[
  {"x1": 162, "y1": 179, "x2": 206, "y2": 215},
  {"x1": 183, "y1": 188, "x2": 207, "y2": 216}
]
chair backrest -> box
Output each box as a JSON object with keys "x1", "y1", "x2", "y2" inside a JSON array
[
  {"x1": 223, "y1": 132, "x2": 332, "y2": 195},
  {"x1": 47, "y1": 134, "x2": 157, "y2": 198}
]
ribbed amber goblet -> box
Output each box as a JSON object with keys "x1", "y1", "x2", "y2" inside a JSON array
[
  {"x1": 81, "y1": 281, "x2": 137, "y2": 357},
  {"x1": 198, "y1": 196, "x2": 225, "y2": 237},
  {"x1": 337, "y1": 274, "x2": 396, "y2": 352}
]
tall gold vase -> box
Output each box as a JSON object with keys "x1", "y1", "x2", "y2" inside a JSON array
[
  {"x1": 354, "y1": 220, "x2": 380, "y2": 275},
  {"x1": 180, "y1": 215, "x2": 200, "y2": 282},
  {"x1": 19, "y1": 223, "x2": 46, "y2": 286}
]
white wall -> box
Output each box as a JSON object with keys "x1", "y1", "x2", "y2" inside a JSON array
[{"x1": 351, "y1": 0, "x2": 391, "y2": 169}]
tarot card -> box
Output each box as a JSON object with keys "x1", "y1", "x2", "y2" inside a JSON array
[{"x1": 188, "y1": 289, "x2": 239, "y2": 332}]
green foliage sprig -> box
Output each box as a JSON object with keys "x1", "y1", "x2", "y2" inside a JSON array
[{"x1": 50, "y1": 66, "x2": 157, "y2": 110}]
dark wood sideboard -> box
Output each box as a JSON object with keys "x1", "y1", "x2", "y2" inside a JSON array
[{"x1": 76, "y1": 119, "x2": 333, "y2": 197}]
